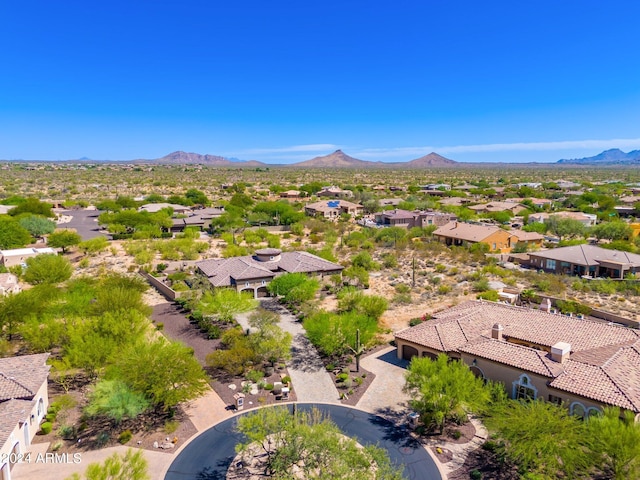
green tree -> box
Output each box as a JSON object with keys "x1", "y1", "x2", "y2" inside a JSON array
[
  {"x1": 206, "y1": 327, "x2": 258, "y2": 375},
  {"x1": 586, "y1": 407, "x2": 640, "y2": 480},
  {"x1": 304, "y1": 310, "x2": 378, "y2": 358},
  {"x1": 592, "y1": 221, "x2": 633, "y2": 242},
  {"x1": 79, "y1": 236, "x2": 109, "y2": 254},
  {"x1": 0, "y1": 284, "x2": 59, "y2": 339},
  {"x1": 185, "y1": 188, "x2": 210, "y2": 206},
  {"x1": 0, "y1": 215, "x2": 32, "y2": 249},
  {"x1": 8, "y1": 197, "x2": 54, "y2": 217},
  {"x1": 23, "y1": 253, "x2": 73, "y2": 285},
  {"x1": 486, "y1": 400, "x2": 589, "y2": 478},
  {"x1": 403, "y1": 354, "x2": 489, "y2": 433},
  {"x1": 85, "y1": 379, "x2": 151, "y2": 423},
  {"x1": 337, "y1": 287, "x2": 387, "y2": 319},
  {"x1": 48, "y1": 229, "x2": 82, "y2": 253},
  {"x1": 198, "y1": 289, "x2": 258, "y2": 322},
  {"x1": 109, "y1": 339, "x2": 209, "y2": 409},
  {"x1": 65, "y1": 448, "x2": 149, "y2": 480},
  {"x1": 235, "y1": 406, "x2": 403, "y2": 480},
  {"x1": 248, "y1": 309, "x2": 292, "y2": 366},
  {"x1": 545, "y1": 216, "x2": 586, "y2": 241},
  {"x1": 17, "y1": 214, "x2": 56, "y2": 237}
]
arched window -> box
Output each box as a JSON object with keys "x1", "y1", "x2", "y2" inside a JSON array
[
  {"x1": 570, "y1": 402, "x2": 586, "y2": 418},
  {"x1": 587, "y1": 407, "x2": 602, "y2": 418},
  {"x1": 512, "y1": 374, "x2": 537, "y2": 401}
]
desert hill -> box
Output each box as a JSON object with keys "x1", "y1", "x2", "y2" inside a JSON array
[
  {"x1": 139, "y1": 151, "x2": 266, "y2": 167},
  {"x1": 557, "y1": 149, "x2": 640, "y2": 165}
]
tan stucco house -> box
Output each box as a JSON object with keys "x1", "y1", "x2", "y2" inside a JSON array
[{"x1": 395, "y1": 301, "x2": 640, "y2": 418}]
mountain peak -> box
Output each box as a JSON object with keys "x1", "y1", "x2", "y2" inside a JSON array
[
  {"x1": 406, "y1": 152, "x2": 457, "y2": 167},
  {"x1": 291, "y1": 150, "x2": 372, "y2": 168},
  {"x1": 558, "y1": 149, "x2": 640, "y2": 165}
]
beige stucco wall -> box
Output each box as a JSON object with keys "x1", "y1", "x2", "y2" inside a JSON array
[
  {"x1": 0, "y1": 380, "x2": 48, "y2": 477},
  {"x1": 396, "y1": 337, "x2": 607, "y2": 415}
]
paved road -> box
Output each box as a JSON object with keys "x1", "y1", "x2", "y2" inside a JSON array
[
  {"x1": 164, "y1": 403, "x2": 442, "y2": 480},
  {"x1": 56, "y1": 209, "x2": 108, "y2": 240},
  {"x1": 237, "y1": 299, "x2": 340, "y2": 404}
]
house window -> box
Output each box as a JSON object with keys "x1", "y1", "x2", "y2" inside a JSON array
[
  {"x1": 548, "y1": 395, "x2": 563, "y2": 405},
  {"x1": 570, "y1": 402, "x2": 586, "y2": 418},
  {"x1": 492, "y1": 243, "x2": 497, "y2": 250},
  {"x1": 512, "y1": 374, "x2": 537, "y2": 401},
  {"x1": 261, "y1": 280, "x2": 266, "y2": 286},
  {"x1": 546, "y1": 259, "x2": 556, "y2": 270},
  {"x1": 245, "y1": 282, "x2": 250, "y2": 287}
]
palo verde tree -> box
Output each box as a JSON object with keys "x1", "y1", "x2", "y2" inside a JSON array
[
  {"x1": 486, "y1": 399, "x2": 591, "y2": 479},
  {"x1": 403, "y1": 354, "x2": 490, "y2": 433},
  {"x1": 586, "y1": 407, "x2": 640, "y2": 480},
  {"x1": 23, "y1": 253, "x2": 73, "y2": 285},
  {"x1": 235, "y1": 406, "x2": 404, "y2": 480},
  {"x1": 108, "y1": 338, "x2": 209, "y2": 410},
  {"x1": 47, "y1": 229, "x2": 82, "y2": 253},
  {"x1": 65, "y1": 448, "x2": 149, "y2": 480}
]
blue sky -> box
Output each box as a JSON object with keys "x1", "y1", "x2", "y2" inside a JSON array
[{"x1": 1, "y1": 1, "x2": 639, "y2": 163}]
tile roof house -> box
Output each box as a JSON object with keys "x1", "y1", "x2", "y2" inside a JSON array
[
  {"x1": 0, "y1": 354, "x2": 50, "y2": 477},
  {"x1": 0, "y1": 274, "x2": 20, "y2": 296},
  {"x1": 317, "y1": 186, "x2": 354, "y2": 198},
  {"x1": 468, "y1": 201, "x2": 527, "y2": 215},
  {"x1": 528, "y1": 211, "x2": 597, "y2": 227},
  {"x1": 169, "y1": 207, "x2": 225, "y2": 232},
  {"x1": 304, "y1": 200, "x2": 363, "y2": 219},
  {"x1": 196, "y1": 249, "x2": 343, "y2": 298},
  {"x1": 138, "y1": 203, "x2": 193, "y2": 214},
  {"x1": 527, "y1": 244, "x2": 640, "y2": 278},
  {"x1": 433, "y1": 221, "x2": 516, "y2": 253},
  {"x1": 395, "y1": 301, "x2": 640, "y2": 417},
  {"x1": 373, "y1": 209, "x2": 456, "y2": 229}
]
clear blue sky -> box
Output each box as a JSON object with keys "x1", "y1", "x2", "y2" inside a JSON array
[{"x1": 2, "y1": 1, "x2": 639, "y2": 164}]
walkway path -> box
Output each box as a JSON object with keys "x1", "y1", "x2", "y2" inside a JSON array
[{"x1": 236, "y1": 299, "x2": 340, "y2": 404}]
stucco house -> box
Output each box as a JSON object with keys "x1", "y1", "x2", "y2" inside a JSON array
[
  {"x1": 304, "y1": 200, "x2": 363, "y2": 219},
  {"x1": 433, "y1": 221, "x2": 516, "y2": 253},
  {"x1": 196, "y1": 248, "x2": 343, "y2": 298},
  {"x1": 0, "y1": 248, "x2": 56, "y2": 268},
  {"x1": 373, "y1": 209, "x2": 456, "y2": 229},
  {"x1": 0, "y1": 274, "x2": 20, "y2": 296},
  {"x1": 527, "y1": 244, "x2": 640, "y2": 278},
  {"x1": 468, "y1": 201, "x2": 527, "y2": 215},
  {"x1": 0, "y1": 354, "x2": 50, "y2": 479},
  {"x1": 316, "y1": 186, "x2": 354, "y2": 198},
  {"x1": 395, "y1": 301, "x2": 640, "y2": 418},
  {"x1": 528, "y1": 211, "x2": 597, "y2": 227}
]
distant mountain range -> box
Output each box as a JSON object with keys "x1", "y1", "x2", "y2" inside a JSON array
[
  {"x1": 557, "y1": 149, "x2": 640, "y2": 165},
  {"x1": 132, "y1": 149, "x2": 460, "y2": 168},
  {"x1": 138, "y1": 151, "x2": 267, "y2": 167},
  {"x1": 5, "y1": 148, "x2": 640, "y2": 167},
  {"x1": 286, "y1": 150, "x2": 458, "y2": 168}
]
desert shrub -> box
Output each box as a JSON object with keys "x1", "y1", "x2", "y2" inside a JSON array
[
  {"x1": 165, "y1": 420, "x2": 180, "y2": 434},
  {"x1": 40, "y1": 422, "x2": 53, "y2": 434},
  {"x1": 118, "y1": 429, "x2": 133, "y2": 444},
  {"x1": 476, "y1": 290, "x2": 499, "y2": 301}
]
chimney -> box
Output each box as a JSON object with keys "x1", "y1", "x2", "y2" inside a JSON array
[
  {"x1": 491, "y1": 323, "x2": 504, "y2": 341},
  {"x1": 539, "y1": 298, "x2": 552, "y2": 313},
  {"x1": 551, "y1": 342, "x2": 571, "y2": 364}
]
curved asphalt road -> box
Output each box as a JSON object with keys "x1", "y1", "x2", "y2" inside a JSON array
[{"x1": 165, "y1": 403, "x2": 441, "y2": 480}]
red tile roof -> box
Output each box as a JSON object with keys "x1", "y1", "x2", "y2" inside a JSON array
[{"x1": 395, "y1": 301, "x2": 640, "y2": 411}]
